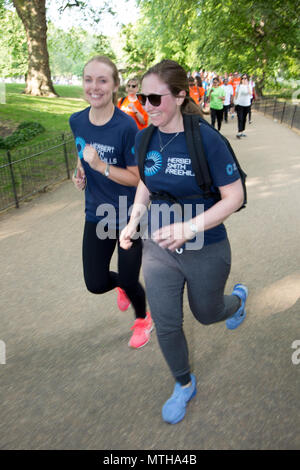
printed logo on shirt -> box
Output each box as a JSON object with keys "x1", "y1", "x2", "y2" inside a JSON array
[
  {"x1": 165, "y1": 156, "x2": 195, "y2": 177},
  {"x1": 92, "y1": 142, "x2": 116, "y2": 164},
  {"x1": 145, "y1": 151, "x2": 163, "y2": 176},
  {"x1": 75, "y1": 136, "x2": 86, "y2": 160},
  {"x1": 75, "y1": 137, "x2": 117, "y2": 164},
  {"x1": 226, "y1": 163, "x2": 237, "y2": 175}
]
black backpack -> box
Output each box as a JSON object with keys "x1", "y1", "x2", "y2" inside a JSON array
[{"x1": 137, "y1": 113, "x2": 247, "y2": 211}]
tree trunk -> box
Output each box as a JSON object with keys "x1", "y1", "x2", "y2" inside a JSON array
[{"x1": 12, "y1": 0, "x2": 58, "y2": 97}]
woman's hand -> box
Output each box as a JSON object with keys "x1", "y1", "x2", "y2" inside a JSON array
[
  {"x1": 153, "y1": 221, "x2": 195, "y2": 252},
  {"x1": 128, "y1": 103, "x2": 137, "y2": 113},
  {"x1": 72, "y1": 164, "x2": 86, "y2": 191},
  {"x1": 119, "y1": 222, "x2": 138, "y2": 250},
  {"x1": 83, "y1": 144, "x2": 105, "y2": 173}
]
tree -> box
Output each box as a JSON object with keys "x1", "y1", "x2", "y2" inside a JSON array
[
  {"x1": 133, "y1": 0, "x2": 300, "y2": 94},
  {"x1": 47, "y1": 23, "x2": 116, "y2": 79},
  {"x1": 12, "y1": 0, "x2": 57, "y2": 96},
  {"x1": 121, "y1": 22, "x2": 156, "y2": 76},
  {"x1": 9, "y1": 0, "x2": 114, "y2": 96},
  {"x1": 130, "y1": 0, "x2": 197, "y2": 70},
  {"x1": 0, "y1": 8, "x2": 27, "y2": 77},
  {"x1": 194, "y1": 0, "x2": 300, "y2": 94}
]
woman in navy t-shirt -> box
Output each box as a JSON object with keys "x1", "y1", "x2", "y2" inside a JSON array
[
  {"x1": 70, "y1": 56, "x2": 152, "y2": 349},
  {"x1": 120, "y1": 60, "x2": 248, "y2": 424}
]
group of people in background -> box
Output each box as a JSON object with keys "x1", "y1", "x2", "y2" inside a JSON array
[
  {"x1": 187, "y1": 70, "x2": 257, "y2": 137},
  {"x1": 117, "y1": 69, "x2": 257, "y2": 140}
]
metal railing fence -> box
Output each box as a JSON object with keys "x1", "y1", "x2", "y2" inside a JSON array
[
  {"x1": 0, "y1": 132, "x2": 77, "y2": 212},
  {"x1": 252, "y1": 97, "x2": 300, "y2": 130}
]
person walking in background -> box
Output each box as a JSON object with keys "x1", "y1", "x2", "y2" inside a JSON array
[
  {"x1": 234, "y1": 73, "x2": 253, "y2": 138},
  {"x1": 194, "y1": 76, "x2": 205, "y2": 107},
  {"x1": 232, "y1": 71, "x2": 241, "y2": 96},
  {"x1": 70, "y1": 56, "x2": 152, "y2": 349},
  {"x1": 248, "y1": 76, "x2": 257, "y2": 124},
  {"x1": 222, "y1": 77, "x2": 234, "y2": 123},
  {"x1": 208, "y1": 76, "x2": 225, "y2": 131},
  {"x1": 188, "y1": 76, "x2": 201, "y2": 105},
  {"x1": 120, "y1": 59, "x2": 248, "y2": 424},
  {"x1": 117, "y1": 77, "x2": 148, "y2": 130}
]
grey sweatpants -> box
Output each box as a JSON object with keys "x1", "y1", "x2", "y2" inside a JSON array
[{"x1": 142, "y1": 238, "x2": 240, "y2": 381}]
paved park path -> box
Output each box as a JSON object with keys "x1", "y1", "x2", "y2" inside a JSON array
[{"x1": 0, "y1": 110, "x2": 299, "y2": 450}]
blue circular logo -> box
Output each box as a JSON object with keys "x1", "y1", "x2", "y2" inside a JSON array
[
  {"x1": 75, "y1": 136, "x2": 86, "y2": 160},
  {"x1": 145, "y1": 151, "x2": 162, "y2": 176},
  {"x1": 226, "y1": 164, "x2": 233, "y2": 175}
]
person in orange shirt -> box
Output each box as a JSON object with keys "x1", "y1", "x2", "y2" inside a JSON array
[
  {"x1": 229, "y1": 72, "x2": 240, "y2": 119},
  {"x1": 188, "y1": 76, "x2": 205, "y2": 106},
  {"x1": 117, "y1": 78, "x2": 148, "y2": 130},
  {"x1": 232, "y1": 72, "x2": 241, "y2": 96}
]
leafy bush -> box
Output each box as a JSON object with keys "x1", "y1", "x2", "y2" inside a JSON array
[{"x1": 0, "y1": 121, "x2": 45, "y2": 149}]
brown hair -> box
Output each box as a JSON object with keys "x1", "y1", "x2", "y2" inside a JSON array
[
  {"x1": 143, "y1": 60, "x2": 202, "y2": 116},
  {"x1": 83, "y1": 55, "x2": 120, "y2": 104}
]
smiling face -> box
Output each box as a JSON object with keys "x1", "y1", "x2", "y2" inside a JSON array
[
  {"x1": 141, "y1": 73, "x2": 185, "y2": 132},
  {"x1": 126, "y1": 80, "x2": 139, "y2": 97},
  {"x1": 83, "y1": 60, "x2": 118, "y2": 109}
]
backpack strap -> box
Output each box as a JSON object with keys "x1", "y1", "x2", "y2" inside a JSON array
[
  {"x1": 198, "y1": 114, "x2": 247, "y2": 210},
  {"x1": 223, "y1": 138, "x2": 247, "y2": 210},
  {"x1": 118, "y1": 96, "x2": 126, "y2": 107},
  {"x1": 137, "y1": 124, "x2": 156, "y2": 183},
  {"x1": 183, "y1": 114, "x2": 215, "y2": 199}
]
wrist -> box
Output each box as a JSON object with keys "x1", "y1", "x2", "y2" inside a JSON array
[
  {"x1": 105, "y1": 162, "x2": 110, "y2": 177},
  {"x1": 184, "y1": 221, "x2": 199, "y2": 240}
]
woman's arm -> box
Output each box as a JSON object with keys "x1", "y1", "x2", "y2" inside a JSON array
[
  {"x1": 82, "y1": 144, "x2": 140, "y2": 186},
  {"x1": 128, "y1": 102, "x2": 146, "y2": 126},
  {"x1": 72, "y1": 157, "x2": 86, "y2": 190},
  {"x1": 153, "y1": 179, "x2": 244, "y2": 251},
  {"x1": 119, "y1": 180, "x2": 150, "y2": 249}
]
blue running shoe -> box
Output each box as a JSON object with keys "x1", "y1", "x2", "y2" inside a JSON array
[
  {"x1": 162, "y1": 374, "x2": 197, "y2": 424},
  {"x1": 226, "y1": 283, "x2": 248, "y2": 330}
]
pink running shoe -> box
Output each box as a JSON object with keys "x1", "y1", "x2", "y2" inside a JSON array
[
  {"x1": 129, "y1": 312, "x2": 153, "y2": 349},
  {"x1": 116, "y1": 287, "x2": 131, "y2": 311}
]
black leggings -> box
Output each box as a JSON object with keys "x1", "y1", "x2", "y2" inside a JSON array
[
  {"x1": 236, "y1": 105, "x2": 250, "y2": 132},
  {"x1": 210, "y1": 107, "x2": 223, "y2": 131},
  {"x1": 82, "y1": 221, "x2": 146, "y2": 318}
]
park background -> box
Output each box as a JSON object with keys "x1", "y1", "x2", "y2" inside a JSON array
[
  {"x1": 0, "y1": 0, "x2": 299, "y2": 182},
  {"x1": 0, "y1": 0, "x2": 300, "y2": 452}
]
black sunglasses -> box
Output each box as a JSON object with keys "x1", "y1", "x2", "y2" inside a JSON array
[
  {"x1": 137, "y1": 93, "x2": 171, "y2": 107},
  {"x1": 127, "y1": 84, "x2": 137, "y2": 88}
]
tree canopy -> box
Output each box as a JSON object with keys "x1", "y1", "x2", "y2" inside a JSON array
[
  {"x1": 121, "y1": 0, "x2": 300, "y2": 90},
  {"x1": 1, "y1": 0, "x2": 116, "y2": 96},
  {"x1": 1, "y1": 0, "x2": 299, "y2": 95}
]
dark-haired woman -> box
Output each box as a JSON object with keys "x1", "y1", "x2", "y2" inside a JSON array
[
  {"x1": 120, "y1": 59, "x2": 248, "y2": 424},
  {"x1": 70, "y1": 56, "x2": 152, "y2": 349},
  {"x1": 208, "y1": 76, "x2": 225, "y2": 131},
  {"x1": 234, "y1": 73, "x2": 253, "y2": 138}
]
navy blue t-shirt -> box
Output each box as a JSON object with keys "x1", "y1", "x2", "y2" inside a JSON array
[
  {"x1": 135, "y1": 123, "x2": 240, "y2": 246},
  {"x1": 69, "y1": 106, "x2": 138, "y2": 227}
]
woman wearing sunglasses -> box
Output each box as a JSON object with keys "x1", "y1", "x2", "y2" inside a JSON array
[
  {"x1": 70, "y1": 56, "x2": 152, "y2": 350},
  {"x1": 117, "y1": 78, "x2": 148, "y2": 130},
  {"x1": 207, "y1": 76, "x2": 225, "y2": 131},
  {"x1": 120, "y1": 59, "x2": 248, "y2": 424},
  {"x1": 234, "y1": 74, "x2": 253, "y2": 138}
]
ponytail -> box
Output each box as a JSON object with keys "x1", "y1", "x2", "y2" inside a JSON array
[{"x1": 182, "y1": 96, "x2": 203, "y2": 116}]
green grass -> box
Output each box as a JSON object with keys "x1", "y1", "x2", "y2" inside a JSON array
[
  {"x1": 0, "y1": 83, "x2": 86, "y2": 156},
  {"x1": 263, "y1": 81, "x2": 299, "y2": 101}
]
